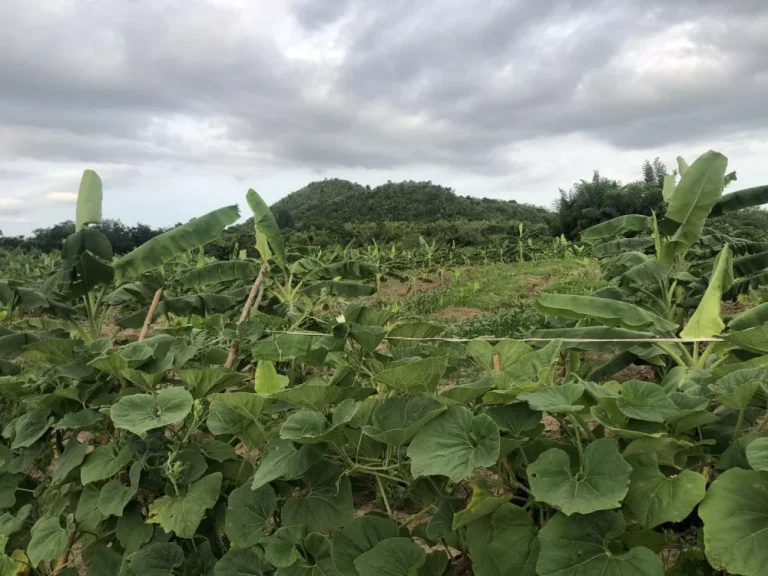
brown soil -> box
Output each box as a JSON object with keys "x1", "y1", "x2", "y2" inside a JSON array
[
  {"x1": 613, "y1": 363, "x2": 656, "y2": 382},
  {"x1": 374, "y1": 274, "x2": 449, "y2": 300},
  {"x1": 542, "y1": 414, "x2": 561, "y2": 438},
  {"x1": 438, "y1": 307, "x2": 482, "y2": 321}
]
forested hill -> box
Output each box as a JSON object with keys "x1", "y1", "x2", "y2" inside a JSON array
[{"x1": 270, "y1": 179, "x2": 551, "y2": 229}]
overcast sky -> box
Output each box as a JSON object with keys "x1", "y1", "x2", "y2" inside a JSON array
[{"x1": 2, "y1": 0, "x2": 767, "y2": 236}]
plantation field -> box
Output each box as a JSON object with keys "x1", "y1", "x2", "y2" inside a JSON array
[{"x1": 3, "y1": 151, "x2": 768, "y2": 575}]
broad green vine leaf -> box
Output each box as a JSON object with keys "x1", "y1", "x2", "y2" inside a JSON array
[
  {"x1": 27, "y1": 516, "x2": 69, "y2": 567},
  {"x1": 207, "y1": 392, "x2": 269, "y2": 448},
  {"x1": 616, "y1": 380, "x2": 680, "y2": 423},
  {"x1": 354, "y1": 538, "x2": 426, "y2": 576},
  {"x1": 148, "y1": 472, "x2": 222, "y2": 538},
  {"x1": 201, "y1": 439, "x2": 237, "y2": 462},
  {"x1": 747, "y1": 437, "x2": 768, "y2": 471},
  {"x1": 214, "y1": 546, "x2": 272, "y2": 576},
  {"x1": 485, "y1": 403, "x2": 543, "y2": 438},
  {"x1": 179, "y1": 368, "x2": 247, "y2": 399},
  {"x1": 81, "y1": 444, "x2": 133, "y2": 484},
  {"x1": 98, "y1": 461, "x2": 142, "y2": 517},
  {"x1": 710, "y1": 367, "x2": 763, "y2": 410},
  {"x1": 255, "y1": 360, "x2": 289, "y2": 394},
  {"x1": 466, "y1": 503, "x2": 538, "y2": 576},
  {"x1": 182, "y1": 541, "x2": 217, "y2": 576},
  {"x1": 128, "y1": 542, "x2": 184, "y2": 576},
  {"x1": 699, "y1": 468, "x2": 768, "y2": 575},
  {"x1": 452, "y1": 478, "x2": 509, "y2": 529},
  {"x1": 0, "y1": 505, "x2": 30, "y2": 537},
  {"x1": 331, "y1": 515, "x2": 400, "y2": 576},
  {"x1": 440, "y1": 375, "x2": 495, "y2": 404},
  {"x1": 87, "y1": 544, "x2": 123, "y2": 576},
  {"x1": 262, "y1": 525, "x2": 304, "y2": 568},
  {"x1": 76, "y1": 485, "x2": 106, "y2": 532},
  {"x1": 0, "y1": 474, "x2": 20, "y2": 510},
  {"x1": 680, "y1": 245, "x2": 733, "y2": 339},
  {"x1": 280, "y1": 399, "x2": 358, "y2": 444},
  {"x1": 251, "y1": 439, "x2": 323, "y2": 490},
  {"x1": 625, "y1": 453, "x2": 706, "y2": 528},
  {"x1": 343, "y1": 323, "x2": 385, "y2": 355},
  {"x1": 0, "y1": 539, "x2": 28, "y2": 576},
  {"x1": 281, "y1": 462, "x2": 354, "y2": 532},
  {"x1": 114, "y1": 204, "x2": 240, "y2": 279},
  {"x1": 418, "y1": 550, "x2": 449, "y2": 576},
  {"x1": 518, "y1": 383, "x2": 585, "y2": 413},
  {"x1": 111, "y1": 387, "x2": 193, "y2": 435},
  {"x1": 225, "y1": 484, "x2": 276, "y2": 549},
  {"x1": 51, "y1": 438, "x2": 88, "y2": 483},
  {"x1": 527, "y1": 438, "x2": 631, "y2": 515},
  {"x1": 363, "y1": 397, "x2": 446, "y2": 446},
  {"x1": 537, "y1": 511, "x2": 664, "y2": 576},
  {"x1": 272, "y1": 379, "x2": 342, "y2": 411},
  {"x1": 408, "y1": 406, "x2": 500, "y2": 482},
  {"x1": 386, "y1": 322, "x2": 443, "y2": 343},
  {"x1": 116, "y1": 502, "x2": 153, "y2": 553},
  {"x1": 53, "y1": 408, "x2": 103, "y2": 430},
  {"x1": 11, "y1": 409, "x2": 54, "y2": 449},
  {"x1": 373, "y1": 356, "x2": 448, "y2": 394}
]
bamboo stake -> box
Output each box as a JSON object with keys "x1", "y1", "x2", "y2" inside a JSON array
[
  {"x1": 138, "y1": 287, "x2": 164, "y2": 342},
  {"x1": 225, "y1": 262, "x2": 268, "y2": 369},
  {"x1": 492, "y1": 353, "x2": 501, "y2": 372}
]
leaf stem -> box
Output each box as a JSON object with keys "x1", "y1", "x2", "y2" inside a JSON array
[
  {"x1": 733, "y1": 408, "x2": 746, "y2": 442},
  {"x1": 376, "y1": 475, "x2": 393, "y2": 519}
]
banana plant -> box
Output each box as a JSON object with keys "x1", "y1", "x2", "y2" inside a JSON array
[
  {"x1": 534, "y1": 150, "x2": 768, "y2": 377},
  {"x1": 7, "y1": 170, "x2": 240, "y2": 343}
]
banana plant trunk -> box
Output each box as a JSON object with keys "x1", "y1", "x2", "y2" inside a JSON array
[
  {"x1": 225, "y1": 262, "x2": 268, "y2": 369},
  {"x1": 138, "y1": 287, "x2": 164, "y2": 342}
]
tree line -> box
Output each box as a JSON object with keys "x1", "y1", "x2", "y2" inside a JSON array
[{"x1": 4, "y1": 157, "x2": 767, "y2": 255}]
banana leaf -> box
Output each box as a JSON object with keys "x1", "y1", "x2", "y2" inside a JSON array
[
  {"x1": 592, "y1": 237, "x2": 654, "y2": 258},
  {"x1": 182, "y1": 261, "x2": 260, "y2": 288},
  {"x1": 535, "y1": 294, "x2": 678, "y2": 334},
  {"x1": 76, "y1": 169, "x2": 103, "y2": 231},
  {"x1": 580, "y1": 215, "x2": 650, "y2": 241},
  {"x1": 663, "y1": 150, "x2": 727, "y2": 256},
  {"x1": 680, "y1": 245, "x2": 732, "y2": 339},
  {"x1": 114, "y1": 205, "x2": 240, "y2": 279},
  {"x1": 247, "y1": 189, "x2": 286, "y2": 268},
  {"x1": 709, "y1": 184, "x2": 768, "y2": 217}
]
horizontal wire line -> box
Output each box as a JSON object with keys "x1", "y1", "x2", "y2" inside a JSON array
[{"x1": 266, "y1": 330, "x2": 724, "y2": 344}]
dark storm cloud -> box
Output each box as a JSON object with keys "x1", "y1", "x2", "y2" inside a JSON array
[{"x1": 1, "y1": 0, "x2": 767, "y2": 174}]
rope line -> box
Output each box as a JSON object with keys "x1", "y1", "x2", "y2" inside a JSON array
[{"x1": 268, "y1": 330, "x2": 725, "y2": 344}]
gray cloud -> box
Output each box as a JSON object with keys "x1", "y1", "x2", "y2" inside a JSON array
[{"x1": 1, "y1": 0, "x2": 768, "y2": 234}]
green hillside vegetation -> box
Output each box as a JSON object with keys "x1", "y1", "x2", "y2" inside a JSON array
[{"x1": 271, "y1": 179, "x2": 552, "y2": 228}]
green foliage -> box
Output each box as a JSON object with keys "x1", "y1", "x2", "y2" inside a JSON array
[{"x1": 2, "y1": 154, "x2": 768, "y2": 576}]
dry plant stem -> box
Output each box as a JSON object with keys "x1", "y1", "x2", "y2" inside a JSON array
[
  {"x1": 492, "y1": 353, "x2": 501, "y2": 372},
  {"x1": 53, "y1": 530, "x2": 76, "y2": 574},
  {"x1": 138, "y1": 287, "x2": 164, "y2": 342},
  {"x1": 225, "y1": 262, "x2": 268, "y2": 369}
]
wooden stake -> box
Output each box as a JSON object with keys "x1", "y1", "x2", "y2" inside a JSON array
[
  {"x1": 225, "y1": 262, "x2": 268, "y2": 369},
  {"x1": 492, "y1": 353, "x2": 501, "y2": 372},
  {"x1": 138, "y1": 287, "x2": 164, "y2": 342}
]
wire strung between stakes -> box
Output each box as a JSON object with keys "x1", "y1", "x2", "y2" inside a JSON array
[{"x1": 267, "y1": 330, "x2": 725, "y2": 344}]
